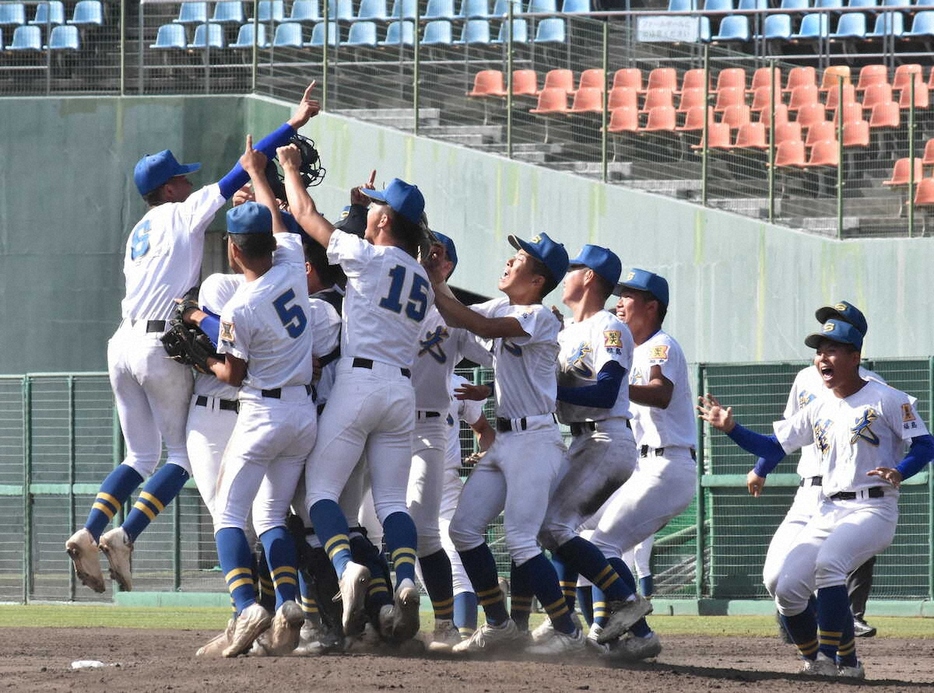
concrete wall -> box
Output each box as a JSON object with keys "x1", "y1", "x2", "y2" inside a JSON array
[{"x1": 1, "y1": 93, "x2": 931, "y2": 373}]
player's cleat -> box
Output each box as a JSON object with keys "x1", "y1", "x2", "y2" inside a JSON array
[
  {"x1": 99, "y1": 527, "x2": 134, "y2": 592},
  {"x1": 853, "y1": 617, "x2": 877, "y2": 638},
  {"x1": 292, "y1": 618, "x2": 342, "y2": 656},
  {"x1": 426, "y1": 619, "x2": 462, "y2": 652},
  {"x1": 531, "y1": 611, "x2": 582, "y2": 644},
  {"x1": 613, "y1": 632, "x2": 662, "y2": 661},
  {"x1": 196, "y1": 618, "x2": 235, "y2": 657},
  {"x1": 251, "y1": 600, "x2": 304, "y2": 656},
  {"x1": 65, "y1": 528, "x2": 106, "y2": 594},
  {"x1": 390, "y1": 578, "x2": 421, "y2": 642},
  {"x1": 223, "y1": 603, "x2": 272, "y2": 658},
  {"x1": 801, "y1": 652, "x2": 838, "y2": 677},
  {"x1": 452, "y1": 618, "x2": 522, "y2": 654},
  {"x1": 526, "y1": 627, "x2": 586, "y2": 656},
  {"x1": 598, "y1": 595, "x2": 654, "y2": 643},
  {"x1": 836, "y1": 660, "x2": 865, "y2": 679},
  {"x1": 337, "y1": 561, "x2": 370, "y2": 637},
  {"x1": 345, "y1": 623, "x2": 384, "y2": 653},
  {"x1": 585, "y1": 624, "x2": 612, "y2": 655}
]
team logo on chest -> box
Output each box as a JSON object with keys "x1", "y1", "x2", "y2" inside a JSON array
[
  {"x1": 813, "y1": 418, "x2": 832, "y2": 455},
  {"x1": 630, "y1": 366, "x2": 644, "y2": 384},
  {"x1": 850, "y1": 408, "x2": 881, "y2": 446},
  {"x1": 798, "y1": 391, "x2": 816, "y2": 409},
  {"x1": 419, "y1": 326, "x2": 449, "y2": 364},
  {"x1": 567, "y1": 342, "x2": 593, "y2": 377}
]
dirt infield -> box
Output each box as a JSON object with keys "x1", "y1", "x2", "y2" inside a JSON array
[{"x1": 4, "y1": 628, "x2": 934, "y2": 692}]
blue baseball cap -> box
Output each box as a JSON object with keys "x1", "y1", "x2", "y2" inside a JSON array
[
  {"x1": 226, "y1": 202, "x2": 272, "y2": 235},
  {"x1": 508, "y1": 232, "x2": 570, "y2": 285},
  {"x1": 362, "y1": 178, "x2": 425, "y2": 225},
  {"x1": 614, "y1": 268, "x2": 670, "y2": 307},
  {"x1": 134, "y1": 149, "x2": 201, "y2": 196},
  {"x1": 815, "y1": 301, "x2": 868, "y2": 337},
  {"x1": 433, "y1": 231, "x2": 458, "y2": 273},
  {"x1": 568, "y1": 245, "x2": 622, "y2": 286},
  {"x1": 805, "y1": 319, "x2": 864, "y2": 351}
]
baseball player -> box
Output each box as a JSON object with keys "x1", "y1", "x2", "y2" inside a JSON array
[
  {"x1": 281, "y1": 155, "x2": 432, "y2": 642},
  {"x1": 64, "y1": 83, "x2": 320, "y2": 594},
  {"x1": 622, "y1": 537, "x2": 655, "y2": 598},
  {"x1": 698, "y1": 319, "x2": 934, "y2": 679},
  {"x1": 583, "y1": 269, "x2": 697, "y2": 659},
  {"x1": 763, "y1": 301, "x2": 885, "y2": 642}
]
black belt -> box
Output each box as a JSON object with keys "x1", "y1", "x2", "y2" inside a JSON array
[
  {"x1": 417, "y1": 411, "x2": 442, "y2": 419},
  {"x1": 130, "y1": 319, "x2": 166, "y2": 333},
  {"x1": 800, "y1": 476, "x2": 823, "y2": 487},
  {"x1": 261, "y1": 384, "x2": 315, "y2": 400},
  {"x1": 352, "y1": 357, "x2": 411, "y2": 379},
  {"x1": 195, "y1": 395, "x2": 239, "y2": 413},
  {"x1": 640, "y1": 445, "x2": 697, "y2": 461},
  {"x1": 830, "y1": 487, "x2": 885, "y2": 501},
  {"x1": 568, "y1": 419, "x2": 631, "y2": 436},
  {"x1": 495, "y1": 414, "x2": 556, "y2": 433}
]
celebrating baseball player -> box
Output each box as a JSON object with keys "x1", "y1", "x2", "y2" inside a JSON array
[
  {"x1": 698, "y1": 319, "x2": 934, "y2": 679},
  {"x1": 64, "y1": 83, "x2": 321, "y2": 594}
]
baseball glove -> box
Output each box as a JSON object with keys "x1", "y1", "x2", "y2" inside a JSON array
[{"x1": 160, "y1": 319, "x2": 218, "y2": 375}]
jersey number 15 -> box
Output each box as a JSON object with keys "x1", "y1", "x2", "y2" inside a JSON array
[{"x1": 378, "y1": 265, "x2": 430, "y2": 323}]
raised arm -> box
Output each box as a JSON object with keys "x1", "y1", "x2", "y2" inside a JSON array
[
  {"x1": 279, "y1": 143, "x2": 336, "y2": 250},
  {"x1": 239, "y1": 134, "x2": 286, "y2": 235}
]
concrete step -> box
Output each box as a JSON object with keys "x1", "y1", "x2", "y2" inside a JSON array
[
  {"x1": 335, "y1": 107, "x2": 441, "y2": 129},
  {"x1": 420, "y1": 123, "x2": 503, "y2": 145}
]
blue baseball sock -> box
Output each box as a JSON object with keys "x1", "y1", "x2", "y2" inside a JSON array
[
  {"x1": 453, "y1": 591, "x2": 479, "y2": 634},
  {"x1": 297, "y1": 570, "x2": 320, "y2": 622},
  {"x1": 84, "y1": 464, "x2": 144, "y2": 540},
  {"x1": 557, "y1": 537, "x2": 627, "y2": 602},
  {"x1": 458, "y1": 544, "x2": 509, "y2": 625},
  {"x1": 509, "y1": 560, "x2": 533, "y2": 630},
  {"x1": 309, "y1": 499, "x2": 353, "y2": 577},
  {"x1": 576, "y1": 585, "x2": 594, "y2": 626},
  {"x1": 216, "y1": 527, "x2": 257, "y2": 613},
  {"x1": 550, "y1": 552, "x2": 580, "y2": 612},
  {"x1": 607, "y1": 557, "x2": 638, "y2": 596},
  {"x1": 348, "y1": 533, "x2": 393, "y2": 620},
  {"x1": 515, "y1": 553, "x2": 575, "y2": 635},
  {"x1": 640, "y1": 575, "x2": 654, "y2": 598},
  {"x1": 254, "y1": 546, "x2": 276, "y2": 612},
  {"x1": 382, "y1": 511, "x2": 418, "y2": 587},
  {"x1": 780, "y1": 607, "x2": 819, "y2": 660},
  {"x1": 419, "y1": 549, "x2": 455, "y2": 621},
  {"x1": 121, "y1": 463, "x2": 190, "y2": 541},
  {"x1": 817, "y1": 584, "x2": 853, "y2": 663},
  {"x1": 260, "y1": 526, "x2": 298, "y2": 608}
]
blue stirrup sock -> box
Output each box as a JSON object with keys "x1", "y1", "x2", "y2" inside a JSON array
[
  {"x1": 216, "y1": 527, "x2": 258, "y2": 613},
  {"x1": 383, "y1": 511, "x2": 418, "y2": 587},
  {"x1": 458, "y1": 544, "x2": 509, "y2": 625},
  {"x1": 818, "y1": 584, "x2": 856, "y2": 665},
  {"x1": 260, "y1": 526, "x2": 299, "y2": 608},
  {"x1": 309, "y1": 499, "x2": 353, "y2": 577},
  {"x1": 514, "y1": 553, "x2": 575, "y2": 635},
  {"x1": 557, "y1": 537, "x2": 627, "y2": 602},
  {"x1": 453, "y1": 591, "x2": 479, "y2": 635},
  {"x1": 509, "y1": 560, "x2": 532, "y2": 630},
  {"x1": 122, "y1": 463, "x2": 190, "y2": 541},
  {"x1": 84, "y1": 464, "x2": 144, "y2": 540},
  {"x1": 419, "y1": 549, "x2": 455, "y2": 620},
  {"x1": 780, "y1": 600, "x2": 819, "y2": 660},
  {"x1": 576, "y1": 585, "x2": 594, "y2": 626},
  {"x1": 550, "y1": 552, "x2": 580, "y2": 612}
]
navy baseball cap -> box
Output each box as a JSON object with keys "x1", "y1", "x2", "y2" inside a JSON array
[
  {"x1": 805, "y1": 319, "x2": 864, "y2": 351},
  {"x1": 226, "y1": 202, "x2": 272, "y2": 235},
  {"x1": 508, "y1": 232, "x2": 570, "y2": 285},
  {"x1": 614, "y1": 268, "x2": 670, "y2": 307},
  {"x1": 568, "y1": 245, "x2": 622, "y2": 286},
  {"x1": 815, "y1": 301, "x2": 868, "y2": 337},
  {"x1": 362, "y1": 178, "x2": 425, "y2": 225},
  {"x1": 433, "y1": 231, "x2": 458, "y2": 273},
  {"x1": 134, "y1": 149, "x2": 201, "y2": 196}
]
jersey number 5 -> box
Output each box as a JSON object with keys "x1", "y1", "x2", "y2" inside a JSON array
[
  {"x1": 273, "y1": 288, "x2": 308, "y2": 338},
  {"x1": 130, "y1": 220, "x2": 151, "y2": 261},
  {"x1": 378, "y1": 265, "x2": 430, "y2": 322}
]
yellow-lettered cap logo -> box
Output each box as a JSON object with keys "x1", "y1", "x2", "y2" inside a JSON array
[
  {"x1": 823, "y1": 322, "x2": 834, "y2": 333},
  {"x1": 626, "y1": 271, "x2": 636, "y2": 281},
  {"x1": 834, "y1": 302, "x2": 847, "y2": 311}
]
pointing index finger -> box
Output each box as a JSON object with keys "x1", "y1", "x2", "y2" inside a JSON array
[{"x1": 303, "y1": 81, "x2": 316, "y2": 100}]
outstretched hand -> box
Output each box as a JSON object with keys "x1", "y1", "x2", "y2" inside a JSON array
[
  {"x1": 867, "y1": 466, "x2": 903, "y2": 489},
  {"x1": 697, "y1": 394, "x2": 735, "y2": 433},
  {"x1": 289, "y1": 81, "x2": 321, "y2": 130},
  {"x1": 455, "y1": 382, "x2": 492, "y2": 401},
  {"x1": 350, "y1": 169, "x2": 377, "y2": 206},
  {"x1": 422, "y1": 241, "x2": 450, "y2": 285},
  {"x1": 239, "y1": 134, "x2": 267, "y2": 176}
]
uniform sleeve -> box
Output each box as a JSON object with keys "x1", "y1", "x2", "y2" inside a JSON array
[
  {"x1": 451, "y1": 326, "x2": 494, "y2": 367},
  {"x1": 461, "y1": 397, "x2": 486, "y2": 426},
  {"x1": 308, "y1": 298, "x2": 341, "y2": 358},
  {"x1": 217, "y1": 300, "x2": 250, "y2": 362},
  {"x1": 273, "y1": 232, "x2": 307, "y2": 268},
  {"x1": 327, "y1": 229, "x2": 372, "y2": 275},
  {"x1": 647, "y1": 337, "x2": 683, "y2": 385},
  {"x1": 773, "y1": 406, "x2": 815, "y2": 453},
  {"x1": 199, "y1": 273, "x2": 243, "y2": 315},
  {"x1": 174, "y1": 183, "x2": 226, "y2": 239},
  {"x1": 506, "y1": 305, "x2": 555, "y2": 346},
  {"x1": 890, "y1": 391, "x2": 930, "y2": 441}
]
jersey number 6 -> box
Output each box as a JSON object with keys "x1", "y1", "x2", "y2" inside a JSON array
[
  {"x1": 379, "y1": 265, "x2": 430, "y2": 323},
  {"x1": 273, "y1": 288, "x2": 308, "y2": 338}
]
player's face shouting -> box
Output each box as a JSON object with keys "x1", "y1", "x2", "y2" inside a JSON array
[
  {"x1": 498, "y1": 250, "x2": 535, "y2": 292},
  {"x1": 812, "y1": 339, "x2": 861, "y2": 390}
]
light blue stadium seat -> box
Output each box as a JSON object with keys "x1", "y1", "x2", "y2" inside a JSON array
[
  {"x1": 667, "y1": 0, "x2": 697, "y2": 10},
  {"x1": 847, "y1": 0, "x2": 877, "y2": 7},
  {"x1": 421, "y1": 18, "x2": 452, "y2": 42},
  {"x1": 423, "y1": 0, "x2": 457, "y2": 18},
  {"x1": 881, "y1": 0, "x2": 911, "y2": 7},
  {"x1": 703, "y1": 0, "x2": 733, "y2": 11},
  {"x1": 779, "y1": 0, "x2": 809, "y2": 9},
  {"x1": 455, "y1": 17, "x2": 490, "y2": 42},
  {"x1": 561, "y1": 0, "x2": 590, "y2": 11},
  {"x1": 273, "y1": 21, "x2": 304, "y2": 45},
  {"x1": 68, "y1": 0, "x2": 103, "y2": 26},
  {"x1": 712, "y1": 14, "x2": 750, "y2": 39},
  {"x1": 46, "y1": 23, "x2": 78, "y2": 48},
  {"x1": 328, "y1": 0, "x2": 354, "y2": 20},
  {"x1": 307, "y1": 19, "x2": 338, "y2": 44},
  {"x1": 527, "y1": 0, "x2": 557, "y2": 12},
  {"x1": 379, "y1": 18, "x2": 414, "y2": 43},
  {"x1": 867, "y1": 10, "x2": 903, "y2": 34},
  {"x1": 831, "y1": 11, "x2": 866, "y2": 37},
  {"x1": 790, "y1": 12, "x2": 829, "y2": 38},
  {"x1": 738, "y1": 0, "x2": 766, "y2": 9},
  {"x1": 285, "y1": 0, "x2": 319, "y2": 22},
  {"x1": 694, "y1": 15, "x2": 711, "y2": 39},
  {"x1": 151, "y1": 22, "x2": 188, "y2": 48},
  {"x1": 231, "y1": 21, "x2": 269, "y2": 47},
  {"x1": 492, "y1": 0, "x2": 523, "y2": 14},
  {"x1": 492, "y1": 17, "x2": 527, "y2": 41},
  {"x1": 174, "y1": 2, "x2": 208, "y2": 24},
  {"x1": 758, "y1": 12, "x2": 792, "y2": 38},
  {"x1": 460, "y1": 0, "x2": 490, "y2": 17},
  {"x1": 355, "y1": 0, "x2": 388, "y2": 20},
  {"x1": 906, "y1": 9, "x2": 934, "y2": 34},
  {"x1": 29, "y1": 1, "x2": 64, "y2": 25},
  {"x1": 189, "y1": 22, "x2": 225, "y2": 47},
  {"x1": 389, "y1": 0, "x2": 418, "y2": 18},
  {"x1": 212, "y1": 1, "x2": 244, "y2": 23},
  {"x1": 814, "y1": 0, "x2": 843, "y2": 9},
  {"x1": 8, "y1": 23, "x2": 41, "y2": 48},
  {"x1": 0, "y1": 3, "x2": 25, "y2": 26},
  {"x1": 344, "y1": 19, "x2": 377, "y2": 43},
  {"x1": 257, "y1": 0, "x2": 285, "y2": 22},
  {"x1": 533, "y1": 15, "x2": 565, "y2": 40},
  {"x1": 915, "y1": 0, "x2": 934, "y2": 7}
]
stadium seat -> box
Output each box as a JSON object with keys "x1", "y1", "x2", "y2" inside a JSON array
[
  {"x1": 842, "y1": 119, "x2": 870, "y2": 147},
  {"x1": 390, "y1": 0, "x2": 419, "y2": 18},
  {"x1": 788, "y1": 83, "x2": 819, "y2": 111},
  {"x1": 527, "y1": 0, "x2": 558, "y2": 12},
  {"x1": 511, "y1": 68, "x2": 539, "y2": 96},
  {"x1": 468, "y1": 69, "x2": 507, "y2": 96},
  {"x1": 542, "y1": 68, "x2": 574, "y2": 92},
  {"x1": 68, "y1": 0, "x2": 103, "y2": 26},
  {"x1": 257, "y1": 0, "x2": 285, "y2": 22},
  {"x1": 749, "y1": 66, "x2": 781, "y2": 93},
  {"x1": 785, "y1": 65, "x2": 817, "y2": 91},
  {"x1": 802, "y1": 138, "x2": 840, "y2": 168},
  {"x1": 421, "y1": 19, "x2": 453, "y2": 43},
  {"x1": 641, "y1": 87, "x2": 675, "y2": 113},
  {"x1": 613, "y1": 68, "x2": 643, "y2": 92},
  {"x1": 151, "y1": 23, "x2": 187, "y2": 48},
  {"x1": 640, "y1": 105, "x2": 678, "y2": 132},
  {"x1": 380, "y1": 19, "x2": 415, "y2": 44},
  {"x1": 712, "y1": 15, "x2": 750, "y2": 41},
  {"x1": 8, "y1": 24, "x2": 41, "y2": 49},
  {"x1": 906, "y1": 10, "x2": 934, "y2": 36},
  {"x1": 814, "y1": 0, "x2": 843, "y2": 8},
  {"x1": 832, "y1": 100, "x2": 864, "y2": 126},
  {"x1": 721, "y1": 103, "x2": 752, "y2": 129},
  {"x1": 0, "y1": 3, "x2": 26, "y2": 27},
  {"x1": 923, "y1": 139, "x2": 934, "y2": 167},
  {"x1": 355, "y1": 0, "x2": 389, "y2": 20},
  {"x1": 791, "y1": 12, "x2": 829, "y2": 40},
  {"x1": 824, "y1": 82, "x2": 856, "y2": 110},
  {"x1": 344, "y1": 20, "x2": 378, "y2": 45},
  {"x1": 174, "y1": 1, "x2": 208, "y2": 24},
  {"x1": 882, "y1": 0, "x2": 910, "y2": 6},
  {"x1": 285, "y1": 0, "x2": 320, "y2": 23},
  {"x1": 713, "y1": 86, "x2": 745, "y2": 112},
  {"x1": 831, "y1": 11, "x2": 866, "y2": 38},
  {"x1": 606, "y1": 106, "x2": 640, "y2": 132},
  {"x1": 867, "y1": 11, "x2": 903, "y2": 36},
  {"x1": 668, "y1": 0, "x2": 697, "y2": 10},
  {"x1": 424, "y1": 0, "x2": 457, "y2": 18},
  {"x1": 569, "y1": 87, "x2": 604, "y2": 113},
  {"x1": 760, "y1": 102, "x2": 790, "y2": 127},
  {"x1": 804, "y1": 119, "x2": 837, "y2": 146},
  {"x1": 561, "y1": 0, "x2": 590, "y2": 12},
  {"x1": 676, "y1": 105, "x2": 713, "y2": 132},
  {"x1": 862, "y1": 82, "x2": 893, "y2": 109},
  {"x1": 646, "y1": 67, "x2": 677, "y2": 92},
  {"x1": 774, "y1": 120, "x2": 803, "y2": 144},
  {"x1": 882, "y1": 157, "x2": 922, "y2": 185},
  {"x1": 868, "y1": 100, "x2": 900, "y2": 128},
  {"x1": 691, "y1": 120, "x2": 731, "y2": 149},
  {"x1": 819, "y1": 65, "x2": 851, "y2": 91},
  {"x1": 759, "y1": 12, "x2": 793, "y2": 40},
  {"x1": 848, "y1": 0, "x2": 876, "y2": 6},
  {"x1": 913, "y1": 177, "x2": 934, "y2": 207},
  {"x1": 892, "y1": 63, "x2": 923, "y2": 91},
  {"x1": 530, "y1": 86, "x2": 569, "y2": 114},
  {"x1": 898, "y1": 81, "x2": 929, "y2": 109},
  {"x1": 733, "y1": 121, "x2": 768, "y2": 149},
  {"x1": 211, "y1": 1, "x2": 245, "y2": 24},
  {"x1": 855, "y1": 64, "x2": 888, "y2": 92},
  {"x1": 455, "y1": 17, "x2": 490, "y2": 43},
  {"x1": 231, "y1": 22, "x2": 269, "y2": 47},
  {"x1": 609, "y1": 86, "x2": 639, "y2": 111},
  {"x1": 780, "y1": 0, "x2": 809, "y2": 8},
  {"x1": 189, "y1": 22, "x2": 224, "y2": 47},
  {"x1": 796, "y1": 102, "x2": 827, "y2": 128},
  {"x1": 46, "y1": 23, "x2": 78, "y2": 49},
  {"x1": 29, "y1": 1, "x2": 64, "y2": 25},
  {"x1": 773, "y1": 138, "x2": 807, "y2": 166},
  {"x1": 716, "y1": 67, "x2": 746, "y2": 92},
  {"x1": 460, "y1": 0, "x2": 490, "y2": 17},
  {"x1": 680, "y1": 68, "x2": 710, "y2": 93},
  {"x1": 273, "y1": 22, "x2": 305, "y2": 46},
  {"x1": 750, "y1": 85, "x2": 779, "y2": 112},
  {"x1": 307, "y1": 20, "x2": 339, "y2": 45},
  {"x1": 678, "y1": 87, "x2": 706, "y2": 112},
  {"x1": 575, "y1": 68, "x2": 605, "y2": 93},
  {"x1": 491, "y1": 0, "x2": 523, "y2": 15},
  {"x1": 533, "y1": 16, "x2": 565, "y2": 42},
  {"x1": 491, "y1": 18, "x2": 528, "y2": 42},
  {"x1": 738, "y1": 0, "x2": 767, "y2": 9},
  {"x1": 694, "y1": 16, "x2": 711, "y2": 41},
  {"x1": 703, "y1": 0, "x2": 734, "y2": 10}
]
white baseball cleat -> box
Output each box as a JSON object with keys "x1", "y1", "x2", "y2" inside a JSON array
[
  {"x1": 801, "y1": 652, "x2": 838, "y2": 677},
  {"x1": 598, "y1": 595, "x2": 653, "y2": 643},
  {"x1": 99, "y1": 527, "x2": 134, "y2": 592},
  {"x1": 251, "y1": 601, "x2": 304, "y2": 656},
  {"x1": 532, "y1": 612, "x2": 582, "y2": 643},
  {"x1": 337, "y1": 562, "x2": 370, "y2": 637},
  {"x1": 425, "y1": 618, "x2": 462, "y2": 652},
  {"x1": 452, "y1": 619, "x2": 522, "y2": 654},
  {"x1": 65, "y1": 528, "x2": 105, "y2": 593},
  {"x1": 837, "y1": 660, "x2": 865, "y2": 679},
  {"x1": 390, "y1": 578, "x2": 421, "y2": 642},
  {"x1": 613, "y1": 632, "x2": 663, "y2": 661},
  {"x1": 526, "y1": 627, "x2": 586, "y2": 656},
  {"x1": 223, "y1": 603, "x2": 272, "y2": 658},
  {"x1": 196, "y1": 618, "x2": 236, "y2": 657}
]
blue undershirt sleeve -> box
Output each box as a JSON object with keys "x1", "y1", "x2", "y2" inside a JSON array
[
  {"x1": 896, "y1": 434, "x2": 934, "y2": 481},
  {"x1": 556, "y1": 361, "x2": 626, "y2": 409},
  {"x1": 200, "y1": 312, "x2": 221, "y2": 349},
  {"x1": 724, "y1": 423, "x2": 786, "y2": 475},
  {"x1": 217, "y1": 123, "x2": 297, "y2": 199}
]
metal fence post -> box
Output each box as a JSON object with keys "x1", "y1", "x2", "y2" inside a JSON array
[
  {"x1": 251, "y1": 0, "x2": 259, "y2": 93},
  {"x1": 908, "y1": 79, "x2": 916, "y2": 239},
  {"x1": 601, "y1": 19, "x2": 608, "y2": 184},
  {"x1": 694, "y1": 364, "x2": 705, "y2": 599},
  {"x1": 836, "y1": 76, "x2": 844, "y2": 240},
  {"x1": 506, "y1": 0, "x2": 513, "y2": 160},
  {"x1": 22, "y1": 376, "x2": 32, "y2": 604},
  {"x1": 413, "y1": 12, "x2": 420, "y2": 136},
  {"x1": 767, "y1": 59, "x2": 776, "y2": 223},
  {"x1": 701, "y1": 46, "x2": 709, "y2": 209}
]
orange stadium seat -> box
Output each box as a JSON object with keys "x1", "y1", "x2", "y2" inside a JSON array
[
  {"x1": 468, "y1": 69, "x2": 507, "y2": 97},
  {"x1": 855, "y1": 64, "x2": 888, "y2": 93}
]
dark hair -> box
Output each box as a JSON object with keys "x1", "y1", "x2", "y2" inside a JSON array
[
  {"x1": 527, "y1": 255, "x2": 558, "y2": 299},
  {"x1": 385, "y1": 207, "x2": 427, "y2": 259},
  {"x1": 228, "y1": 232, "x2": 277, "y2": 259},
  {"x1": 302, "y1": 235, "x2": 345, "y2": 287},
  {"x1": 143, "y1": 187, "x2": 165, "y2": 206},
  {"x1": 568, "y1": 265, "x2": 614, "y2": 301}
]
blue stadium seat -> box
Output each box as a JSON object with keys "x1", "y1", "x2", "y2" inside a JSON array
[
  {"x1": 344, "y1": 19, "x2": 378, "y2": 43},
  {"x1": 189, "y1": 22, "x2": 225, "y2": 47},
  {"x1": 390, "y1": 0, "x2": 418, "y2": 18},
  {"x1": 379, "y1": 18, "x2": 414, "y2": 43},
  {"x1": 46, "y1": 23, "x2": 79, "y2": 49},
  {"x1": 492, "y1": 0, "x2": 523, "y2": 14},
  {"x1": 831, "y1": 11, "x2": 866, "y2": 37},
  {"x1": 694, "y1": 15, "x2": 711, "y2": 40},
  {"x1": 151, "y1": 22, "x2": 188, "y2": 48},
  {"x1": 0, "y1": 27, "x2": 3, "y2": 46},
  {"x1": 0, "y1": 3, "x2": 25, "y2": 26},
  {"x1": 906, "y1": 9, "x2": 934, "y2": 35},
  {"x1": 881, "y1": 0, "x2": 911, "y2": 7},
  {"x1": 68, "y1": 0, "x2": 104, "y2": 26},
  {"x1": 916, "y1": 0, "x2": 934, "y2": 7},
  {"x1": 712, "y1": 14, "x2": 750, "y2": 39},
  {"x1": 790, "y1": 12, "x2": 829, "y2": 38},
  {"x1": 533, "y1": 15, "x2": 565, "y2": 40},
  {"x1": 307, "y1": 19, "x2": 338, "y2": 44},
  {"x1": 738, "y1": 0, "x2": 766, "y2": 8},
  {"x1": 667, "y1": 0, "x2": 697, "y2": 10},
  {"x1": 703, "y1": 0, "x2": 733, "y2": 11},
  {"x1": 758, "y1": 12, "x2": 792, "y2": 39},
  {"x1": 867, "y1": 10, "x2": 903, "y2": 35},
  {"x1": 421, "y1": 18, "x2": 452, "y2": 42},
  {"x1": 355, "y1": 0, "x2": 388, "y2": 20},
  {"x1": 272, "y1": 21, "x2": 304, "y2": 45},
  {"x1": 231, "y1": 22, "x2": 269, "y2": 47},
  {"x1": 29, "y1": 1, "x2": 64, "y2": 25},
  {"x1": 527, "y1": 0, "x2": 557, "y2": 11},
  {"x1": 285, "y1": 0, "x2": 319, "y2": 22},
  {"x1": 814, "y1": 0, "x2": 843, "y2": 9},
  {"x1": 257, "y1": 0, "x2": 285, "y2": 21},
  {"x1": 8, "y1": 24, "x2": 41, "y2": 48},
  {"x1": 779, "y1": 0, "x2": 809, "y2": 9},
  {"x1": 492, "y1": 17, "x2": 528, "y2": 41},
  {"x1": 423, "y1": 0, "x2": 457, "y2": 17},
  {"x1": 847, "y1": 0, "x2": 877, "y2": 7},
  {"x1": 212, "y1": 1, "x2": 244, "y2": 24},
  {"x1": 174, "y1": 2, "x2": 208, "y2": 24},
  {"x1": 455, "y1": 17, "x2": 490, "y2": 42},
  {"x1": 460, "y1": 0, "x2": 490, "y2": 17},
  {"x1": 328, "y1": 0, "x2": 354, "y2": 20},
  {"x1": 561, "y1": 0, "x2": 590, "y2": 11}
]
